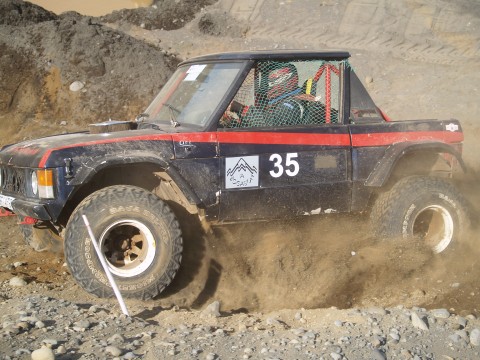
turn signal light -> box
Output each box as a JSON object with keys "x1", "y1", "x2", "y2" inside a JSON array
[{"x1": 37, "y1": 169, "x2": 54, "y2": 199}]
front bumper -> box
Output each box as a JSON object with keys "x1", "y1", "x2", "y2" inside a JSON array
[{"x1": 0, "y1": 193, "x2": 52, "y2": 221}]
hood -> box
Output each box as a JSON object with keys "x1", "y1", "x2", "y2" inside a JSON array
[{"x1": 0, "y1": 128, "x2": 173, "y2": 168}]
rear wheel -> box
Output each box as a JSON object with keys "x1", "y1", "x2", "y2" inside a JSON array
[
  {"x1": 371, "y1": 176, "x2": 470, "y2": 253},
  {"x1": 64, "y1": 185, "x2": 183, "y2": 299}
]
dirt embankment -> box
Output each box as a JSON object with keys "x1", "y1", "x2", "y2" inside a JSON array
[{"x1": 0, "y1": 0, "x2": 184, "y2": 144}]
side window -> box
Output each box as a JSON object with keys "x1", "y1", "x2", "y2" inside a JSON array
[{"x1": 220, "y1": 60, "x2": 343, "y2": 129}]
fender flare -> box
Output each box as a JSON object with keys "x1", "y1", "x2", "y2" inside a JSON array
[
  {"x1": 67, "y1": 153, "x2": 202, "y2": 206},
  {"x1": 365, "y1": 141, "x2": 466, "y2": 187}
]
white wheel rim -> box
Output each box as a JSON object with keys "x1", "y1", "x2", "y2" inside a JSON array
[
  {"x1": 99, "y1": 219, "x2": 156, "y2": 277},
  {"x1": 413, "y1": 205, "x2": 454, "y2": 254}
]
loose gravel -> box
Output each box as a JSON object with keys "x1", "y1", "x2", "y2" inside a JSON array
[{"x1": 1, "y1": 296, "x2": 480, "y2": 359}]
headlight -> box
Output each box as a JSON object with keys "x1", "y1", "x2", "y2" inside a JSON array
[{"x1": 31, "y1": 171, "x2": 38, "y2": 196}]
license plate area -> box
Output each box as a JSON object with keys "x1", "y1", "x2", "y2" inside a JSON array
[{"x1": 0, "y1": 194, "x2": 15, "y2": 210}]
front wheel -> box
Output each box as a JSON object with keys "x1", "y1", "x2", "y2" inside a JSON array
[
  {"x1": 371, "y1": 176, "x2": 470, "y2": 254},
  {"x1": 64, "y1": 185, "x2": 183, "y2": 300}
]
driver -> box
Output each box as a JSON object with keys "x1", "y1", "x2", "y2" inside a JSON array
[{"x1": 221, "y1": 62, "x2": 305, "y2": 128}]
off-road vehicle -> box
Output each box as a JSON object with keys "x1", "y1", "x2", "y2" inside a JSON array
[{"x1": 0, "y1": 51, "x2": 469, "y2": 299}]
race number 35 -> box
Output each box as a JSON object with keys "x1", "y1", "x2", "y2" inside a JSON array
[{"x1": 269, "y1": 152, "x2": 299, "y2": 178}]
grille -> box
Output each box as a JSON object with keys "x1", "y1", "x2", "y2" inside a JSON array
[{"x1": 0, "y1": 166, "x2": 27, "y2": 196}]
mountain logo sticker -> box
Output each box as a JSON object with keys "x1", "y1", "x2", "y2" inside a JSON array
[{"x1": 225, "y1": 156, "x2": 259, "y2": 189}]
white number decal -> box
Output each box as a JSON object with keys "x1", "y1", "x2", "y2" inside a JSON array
[
  {"x1": 269, "y1": 153, "x2": 299, "y2": 178},
  {"x1": 269, "y1": 153, "x2": 283, "y2": 178},
  {"x1": 285, "y1": 153, "x2": 300, "y2": 176}
]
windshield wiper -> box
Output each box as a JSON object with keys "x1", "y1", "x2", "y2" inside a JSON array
[{"x1": 164, "y1": 103, "x2": 181, "y2": 127}]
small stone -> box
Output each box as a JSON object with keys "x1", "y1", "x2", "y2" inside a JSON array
[
  {"x1": 13, "y1": 261, "x2": 25, "y2": 268},
  {"x1": 457, "y1": 317, "x2": 467, "y2": 329},
  {"x1": 330, "y1": 353, "x2": 342, "y2": 360},
  {"x1": 35, "y1": 321, "x2": 46, "y2": 329},
  {"x1": 371, "y1": 335, "x2": 383, "y2": 347},
  {"x1": 105, "y1": 345, "x2": 122, "y2": 357},
  {"x1": 431, "y1": 309, "x2": 450, "y2": 319},
  {"x1": 238, "y1": 323, "x2": 247, "y2": 332},
  {"x1": 411, "y1": 312, "x2": 429, "y2": 331},
  {"x1": 470, "y1": 328, "x2": 480, "y2": 346},
  {"x1": 31, "y1": 346, "x2": 55, "y2": 360},
  {"x1": 107, "y1": 333, "x2": 125, "y2": 344},
  {"x1": 56, "y1": 345, "x2": 67, "y2": 355},
  {"x1": 73, "y1": 319, "x2": 90, "y2": 331},
  {"x1": 202, "y1": 301, "x2": 221, "y2": 317},
  {"x1": 69, "y1": 81, "x2": 84, "y2": 92},
  {"x1": 372, "y1": 349, "x2": 386, "y2": 360},
  {"x1": 266, "y1": 317, "x2": 280, "y2": 325},
  {"x1": 334, "y1": 320, "x2": 343, "y2": 327},
  {"x1": 59, "y1": 121, "x2": 67, "y2": 126},
  {"x1": 205, "y1": 353, "x2": 217, "y2": 360},
  {"x1": 389, "y1": 332, "x2": 400, "y2": 343},
  {"x1": 123, "y1": 352, "x2": 136, "y2": 359},
  {"x1": 9, "y1": 276, "x2": 27, "y2": 286},
  {"x1": 365, "y1": 76, "x2": 373, "y2": 84},
  {"x1": 42, "y1": 339, "x2": 58, "y2": 347}
]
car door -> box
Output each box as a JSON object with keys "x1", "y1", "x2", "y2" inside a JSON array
[{"x1": 217, "y1": 59, "x2": 352, "y2": 221}]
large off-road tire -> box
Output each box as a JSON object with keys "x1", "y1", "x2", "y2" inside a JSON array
[
  {"x1": 18, "y1": 217, "x2": 63, "y2": 253},
  {"x1": 64, "y1": 185, "x2": 183, "y2": 300},
  {"x1": 371, "y1": 176, "x2": 470, "y2": 254}
]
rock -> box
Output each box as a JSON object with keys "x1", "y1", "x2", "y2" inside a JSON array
[
  {"x1": 55, "y1": 345, "x2": 66, "y2": 355},
  {"x1": 31, "y1": 346, "x2": 55, "y2": 360},
  {"x1": 202, "y1": 301, "x2": 221, "y2": 318},
  {"x1": 470, "y1": 328, "x2": 480, "y2": 346},
  {"x1": 365, "y1": 76, "x2": 373, "y2": 84},
  {"x1": 266, "y1": 317, "x2": 280, "y2": 325},
  {"x1": 372, "y1": 349, "x2": 386, "y2": 360},
  {"x1": 41, "y1": 339, "x2": 58, "y2": 347},
  {"x1": 73, "y1": 319, "x2": 90, "y2": 331},
  {"x1": 431, "y1": 309, "x2": 450, "y2": 319},
  {"x1": 69, "y1": 81, "x2": 84, "y2": 92},
  {"x1": 330, "y1": 353, "x2": 342, "y2": 360},
  {"x1": 35, "y1": 321, "x2": 46, "y2": 329},
  {"x1": 105, "y1": 345, "x2": 122, "y2": 357},
  {"x1": 411, "y1": 312, "x2": 429, "y2": 331},
  {"x1": 107, "y1": 333, "x2": 125, "y2": 344},
  {"x1": 9, "y1": 276, "x2": 27, "y2": 286}
]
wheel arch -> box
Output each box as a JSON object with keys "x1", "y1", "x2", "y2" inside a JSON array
[
  {"x1": 57, "y1": 156, "x2": 201, "y2": 227},
  {"x1": 365, "y1": 141, "x2": 466, "y2": 189}
]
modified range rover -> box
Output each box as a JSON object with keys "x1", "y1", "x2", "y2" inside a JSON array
[{"x1": 0, "y1": 51, "x2": 470, "y2": 300}]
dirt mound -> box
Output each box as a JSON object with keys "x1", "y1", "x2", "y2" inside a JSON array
[
  {"x1": 100, "y1": 0, "x2": 216, "y2": 30},
  {"x1": 198, "y1": 10, "x2": 247, "y2": 37},
  {"x1": 0, "y1": 0, "x2": 56, "y2": 26},
  {"x1": 0, "y1": 8, "x2": 179, "y2": 144}
]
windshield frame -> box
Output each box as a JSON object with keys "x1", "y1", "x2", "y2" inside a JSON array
[{"x1": 142, "y1": 60, "x2": 251, "y2": 132}]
